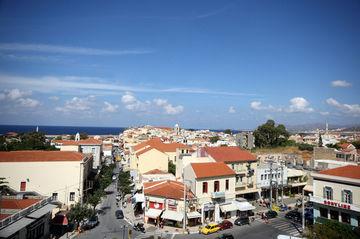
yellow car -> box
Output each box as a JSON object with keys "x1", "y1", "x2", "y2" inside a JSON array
[{"x1": 200, "y1": 223, "x2": 221, "y2": 235}]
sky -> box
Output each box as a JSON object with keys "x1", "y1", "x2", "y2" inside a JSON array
[{"x1": 0, "y1": 0, "x2": 359, "y2": 130}]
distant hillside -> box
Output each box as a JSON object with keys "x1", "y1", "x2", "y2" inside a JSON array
[{"x1": 286, "y1": 123, "x2": 360, "y2": 132}]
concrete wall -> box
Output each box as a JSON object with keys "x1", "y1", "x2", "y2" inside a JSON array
[{"x1": 81, "y1": 145, "x2": 102, "y2": 169}]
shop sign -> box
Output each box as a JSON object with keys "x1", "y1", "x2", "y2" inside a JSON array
[{"x1": 323, "y1": 200, "x2": 351, "y2": 210}]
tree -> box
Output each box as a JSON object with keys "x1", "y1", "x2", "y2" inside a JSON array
[
  {"x1": 67, "y1": 203, "x2": 93, "y2": 226},
  {"x1": 308, "y1": 219, "x2": 360, "y2": 239},
  {"x1": 118, "y1": 171, "x2": 132, "y2": 196},
  {"x1": 224, "y1": 129, "x2": 232, "y2": 135},
  {"x1": 80, "y1": 133, "x2": 89, "y2": 140},
  {"x1": 0, "y1": 131, "x2": 59, "y2": 151},
  {"x1": 326, "y1": 143, "x2": 340, "y2": 150},
  {"x1": 87, "y1": 189, "x2": 104, "y2": 211},
  {"x1": 168, "y1": 161, "x2": 176, "y2": 175},
  {"x1": 351, "y1": 140, "x2": 360, "y2": 149},
  {"x1": 318, "y1": 134, "x2": 323, "y2": 147},
  {"x1": 253, "y1": 120, "x2": 290, "y2": 148},
  {"x1": 298, "y1": 143, "x2": 314, "y2": 151},
  {"x1": 209, "y1": 136, "x2": 220, "y2": 144}
]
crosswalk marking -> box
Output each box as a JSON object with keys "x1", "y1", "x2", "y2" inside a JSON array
[{"x1": 265, "y1": 218, "x2": 302, "y2": 237}]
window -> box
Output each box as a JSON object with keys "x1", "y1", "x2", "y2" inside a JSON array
[
  {"x1": 69, "y1": 192, "x2": 75, "y2": 201},
  {"x1": 202, "y1": 182, "x2": 208, "y2": 193},
  {"x1": 319, "y1": 207, "x2": 328, "y2": 218},
  {"x1": 225, "y1": 179, "x2": 229, "y2": 190},
  {"x1": 330, "y1": 210, "x2": 339, "y2": 220},
  {"x1": 214, "y1": 181, "x2": 220, "y2": 192},
  {"x1": 52, "y1": 193, "x2": 58, "y2": 201},
  {"x1": 342, "y1": 190, "x2": 352, "y2": 204},
  {"x1": 261, "y1": 175, "x2": 263, "y2": 180},
  {"x1": 323, "y1": 186, "x2": 333, "y2": 200},
  {"x1": 91, "y1": 147, "x2": 95, "y2": 154},
  {"x1": 20, "y1": 181, "x2": 26, "y2": 191},
  {"x1": 232, "y1": 164, "x2": 235, "y2": 170}
]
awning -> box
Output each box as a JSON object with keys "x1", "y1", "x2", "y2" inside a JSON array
[
  {"x1": 0, "y1": 217, "x2": 35, "y2": 238},
  {"x1": 145, "y1": 208, "x2": 163, "y2": 219},
  {"x1": 27, "y1": 204, "x2": 57, "y2": 219},
  {"x1": 234, "y1": 201, "x2": 255, "y2": 211},
  {"x1": 52, "y1": 214, "x2": 68, "y2": 226},
  {"x1": 220, "y1": 203, "x2": 238, "y2": 212},
  {"x1": 161, "y1": 210, "x2": 184, "y2": 222},
  {"x1": 187, "y1": 211, "x2": 202, "y2": 219},
  {"x1": 132, "y1": 193, "x2": 145, "y2": 203}
]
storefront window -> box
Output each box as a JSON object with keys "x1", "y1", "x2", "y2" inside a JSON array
[
  {"x1": 330, "y1": 210, "x2": 339, "y2": 221},
  {"x1": 341, "y1": 212, "x2": 350, "y2": 224},
  {"x1": 319, "y1": 207, "x2": 328, "y2": 218}
]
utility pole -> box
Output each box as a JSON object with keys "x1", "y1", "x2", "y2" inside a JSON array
[
  {"x1": 275, "y1": 167, "x2": 279, "y2": 203},
  {"x1": 302, "y1": 188, "x2": 305, "y2": 231},
  {"x1": 281, "y1": 161, "x2": 284, "y2": 205},
  {"x1": 183, "y1": 169, "x2": 187, "y2": 233},
  {"x1": 269, "y1": 161, "x2": 273, "y2": 210}
]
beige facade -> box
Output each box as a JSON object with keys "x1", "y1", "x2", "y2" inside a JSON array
[
  {"x1": 0, "y1": 154, "x2": 92, "y2": 206},
  {"x1": 227, "y1": 161, "x2": 259, "y2": 197},
  {"x1": 131, "y1": 148, "x2": 168, "y2": 174}
]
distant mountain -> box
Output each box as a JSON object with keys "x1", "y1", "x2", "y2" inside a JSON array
[{"x1": 286, "y1": 123, "x2": 360, "y2": 132}]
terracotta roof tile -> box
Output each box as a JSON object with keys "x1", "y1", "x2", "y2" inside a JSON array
[
  {"x1": 144, "y1": 180, "x2": 194, "y2": 200},
  {"x1": 0, "y1": 151, "x2": 85, "y2": 162},
  {"x1": 319, "y1": 165, "x2": 360, "y2": 180},
  {"x1": 205, "y1": 146, "x2": 256, "y2": 162},
  {"x1": 53, "y1": 138, "x2": 102, "y2": 146},
  {"x1": 143, "y1": 169, "x2": 169, "y2": 175},
  {"x1": 191, "y1": 162, "x2": 236, "y2": 179},
  {"x1": 0, "y1": 198, "x2": 41, "y2": 210},
  {"x1": 134, "y1": 137, "x2": 191, "y2": 153}
]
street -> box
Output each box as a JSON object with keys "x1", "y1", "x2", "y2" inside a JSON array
[{"x1": 75, "y1": 163, "x2": 141, "y2": 239}]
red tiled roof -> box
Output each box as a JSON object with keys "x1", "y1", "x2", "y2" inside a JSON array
[
  {"x1": 144, "y1": 180, "x2": 194, "y2": 200},
  {"x1": 0, "y1": 198, "x2": 41, "y2": 210},
  {"x1": 0, "y1": 214, "x2": 11, "y2": 220},
  {"x1": 135, "y1": 146, "x2": 158, "y2": 157},
  {"x1": 143, "y1": 169, "x2": 168, "y2": 175},
  {"x1": 319, "y1": 165, "x2": 360, "y2": 180},
  {"x1": 0, "y1": 151, "x2": 85, "y2": 162},
  {"x1": 338, "y1": 143, "x2": 354, "y2": 150},
  {"x1": 53, "y1": 138, "x2": 102, "y2": 146},
  {"x1": 205, "y1": 146, "x2": 256, "y2": 162},
  {"x1": 191, "y1": 162, "x2": 236, "y2": 179},
  {"x1": 134, "y1": 137, "x2": 191, "y2": 153}
]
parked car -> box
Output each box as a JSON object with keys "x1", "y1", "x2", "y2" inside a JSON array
[
  {"x1": 200, "y1": 223, "x2": 220, "y2": 235},
  {"x1": 218, "y1": 220, "x2": 233, "y2": 230},
  {"x1": 265, "y1": 210, "x2": 278, "y2": 219},
  {"x1": 115, "y1": 209, "x2": 124, "y2": 219},
  {"x1": 285, "y1": 210, "x2": 301, "y2": 222},
  {"x1": 216, "y1": 233, "x2": 235, "y2": 239},
  {"x1": 234, "y1": 217, "x2": 250, "y2": 226},
  {"x1": 82, "y1": 215, "x2": 99, "y2": 230}
]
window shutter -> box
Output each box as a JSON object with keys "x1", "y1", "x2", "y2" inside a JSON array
[
  {"x1": 323, "y1": 187, "x2": 326, "y2": 199},
  {"x1": 341, "y1": 190, "x2": 344, "y2": 202}
]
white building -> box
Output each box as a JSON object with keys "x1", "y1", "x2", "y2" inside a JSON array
[
  {"x1": 310, "y1": 165, "x2": 360, "y2": 227},
  {"x1": 0, "y1": 151, "x2": 93, "y2": 206},
  {"x1": 256, "y1": 163, "x2": 288, "y2": 198}
]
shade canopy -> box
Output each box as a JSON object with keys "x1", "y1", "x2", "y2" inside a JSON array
[{"x1": 161, "y1": 210, "x2": 184, "y2": 222}]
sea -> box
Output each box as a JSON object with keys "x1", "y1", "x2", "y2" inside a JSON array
[{"x1": 0, "y1": 125, "x2": 126, "y2": 135}]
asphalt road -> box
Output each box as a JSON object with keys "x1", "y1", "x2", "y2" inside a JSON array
[{"x1": 76, "y1": 163, "x2": 141, "y2": 239}]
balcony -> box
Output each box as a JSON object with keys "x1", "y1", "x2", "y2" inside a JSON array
[
  {"x1": 235, "y1": 181, "x2": 246, "y2": 189},
  {"x1": 211, "y1": 191, "x2": 225, "y2": 199}
]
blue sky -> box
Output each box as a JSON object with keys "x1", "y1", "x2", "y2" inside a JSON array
[{"x1": 0, "y1": 0, "x2": 359, "y2": 129}]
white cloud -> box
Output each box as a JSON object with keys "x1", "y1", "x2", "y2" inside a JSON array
[
  {"x1": 153, "y1": 98, "x2": 184, "y2": 115},
  {"x1": 49, "y1": 96, "x2": 59, "y2": 101},
  {"x1": 326, "y1": 98, "x2": 360, "y2": 115},
  {"x1": 331, "y1": 80, "x2": 351, "y2": 88},
  {"x1": 287, "y1": 97, "x2": 314, "y2": 113},
  {"x1": 56, "y1": 96, "x2": 95, "y2": 113},
  {"x1": 103, "y1": 101, "x2": 119, "y2": 113},
  {"x1": 121, "y1": 92, "x2": 183, "y2": 115},
  {"x1": 320, "y1": 111, "x2": 330, "y2": 116},
  {"x1": 0, "y1": 88, "x2": 40, "y2": 108},
  {"x1": 250, "y1": 101, "x2": 282, "y2": 112},
  {"x1": 0, "y1": 74, "x2": 257, "y2": 97},
  {"x1": 0, "y1": 43, "x2": 154, "y2": 56},
  {"x1": 17, "y1": 98, "x2": 40, "y2": 108},
  {"x1": 228, "y1": 106, "x2": 236, "y2": 113}
]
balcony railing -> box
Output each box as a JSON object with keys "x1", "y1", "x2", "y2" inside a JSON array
[{"x1": 0, "y1": 197, "x2": 54, "y2": 229}]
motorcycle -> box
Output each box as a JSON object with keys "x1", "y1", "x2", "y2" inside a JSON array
[{"x1": 133, "y1": 222, "x2": 145, "y2": 233}]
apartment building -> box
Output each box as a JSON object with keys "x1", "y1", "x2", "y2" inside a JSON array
[
  {"x1": 184, "y1": 162, "x2": 237, "y2": 223},
  {"x1": 0, "y1": 151, "x2": 93, "y2": 206},
  {"x1": 203, "y1": 147, "x2": 260, "y2": 200},
  {"x1": 52, "y1": 138, "x2": 102, "y2": 169},
  {"x1": 310, "y1": 165, "x2": 360, "y2": 227}
]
